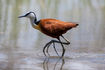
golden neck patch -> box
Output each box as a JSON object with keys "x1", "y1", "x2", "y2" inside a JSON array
[{"x1": 32, "y1": 25, "x2": 41, "y2": 31}]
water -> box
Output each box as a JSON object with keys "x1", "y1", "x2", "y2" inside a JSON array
[{"x1": 0, "y1": 0, "x2": 105, "y2": 70}]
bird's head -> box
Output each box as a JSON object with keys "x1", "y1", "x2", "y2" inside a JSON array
[{"x1": 18, "y1": 12, "x2": 36, "y2": 19}]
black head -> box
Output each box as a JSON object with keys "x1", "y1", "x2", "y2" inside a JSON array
[{"x1": 18, "y1": 12, "x2": 36, "y2": 18}]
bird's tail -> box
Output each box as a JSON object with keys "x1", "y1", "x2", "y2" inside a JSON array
[
  {"x1": 73, "y1": 23, "x2": 79, "y2": 28},
  {"x1": 70, "y1": 22, "x2": 79, "y2": 28},
  {"x1": 76, "y1": 24, "x2": 79, "y2": 27}
]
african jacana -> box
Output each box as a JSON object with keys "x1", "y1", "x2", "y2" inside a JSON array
[{"x1": 18, "y1": 12, "x2": 78, "y2": 57}]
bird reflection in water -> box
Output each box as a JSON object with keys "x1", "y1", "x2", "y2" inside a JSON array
[{"x1": 43, "y1": 57, "x2": 65, "y2": 70}]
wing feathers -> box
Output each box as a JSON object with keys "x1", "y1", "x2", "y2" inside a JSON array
[{"x1": 39, "y1": 19, "x2": 78, "y2": 37}]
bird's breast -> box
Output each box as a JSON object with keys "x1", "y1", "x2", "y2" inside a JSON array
[{"x1": 32, "y1": 25, "x2": 41, "y2": 31}]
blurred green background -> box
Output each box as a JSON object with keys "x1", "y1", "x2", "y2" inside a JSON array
[{"x1": 0, "y1": 0, "x2": 105, "y2": 70}]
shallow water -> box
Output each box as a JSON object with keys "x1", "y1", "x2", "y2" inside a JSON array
[
  {"x1": 0, "y1": 51, "x2": 105, "y2": 70},
  {"x1": 0, "y1": 0, "x2": 105, "y2": 70}
]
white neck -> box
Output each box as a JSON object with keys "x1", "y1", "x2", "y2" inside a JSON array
[
  {"x1": 29, "y1": 17, "x2": 40, "y2": 30},
  {"x1": 29, "y1": 18, "x2": 36, "y2": 27}
]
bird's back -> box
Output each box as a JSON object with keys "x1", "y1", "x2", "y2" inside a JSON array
[{"x1": 38, "y1": 19, "x2": 78, "y2": 38}]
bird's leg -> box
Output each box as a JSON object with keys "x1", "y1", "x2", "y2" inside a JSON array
[
  {"x1": 43, "y1": 40, "x2": 59, "y2": 56},
  {"x1": 43, "y1": 41, "x2": 52, "y2": 56},
  {"x1": 46, "y1": 42, "x2": 52, "y2": 56},
  {"x1": 49, "y1": 40, "x2": 69, "y2": 45},
  {"x1": 46, "y1": 38, "x2": 70, "y2": 57},
  {"x1": 43, "y1": 35, "x2": 70, "y2": 57},
  {"x1": 61, "y1": 35, "x2": 70, "y2": 45},
  {"x1": 57, "y1": 37, "x2": 65, "y2": 58},
  {"x1": 52, "y1": 41, "x2": 60, "y2": 56},
  {"x1": 46, "y1": 40, "x2": 59, "y2": 56}
]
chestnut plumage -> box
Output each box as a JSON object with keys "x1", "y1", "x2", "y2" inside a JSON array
[{"x1": 38, "y1": 19, "x2": 78, "y2": 38}]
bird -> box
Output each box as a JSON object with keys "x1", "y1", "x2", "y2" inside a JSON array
[{"x1": 18, "y1": 11, "x2": 79, "y2": 58}]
